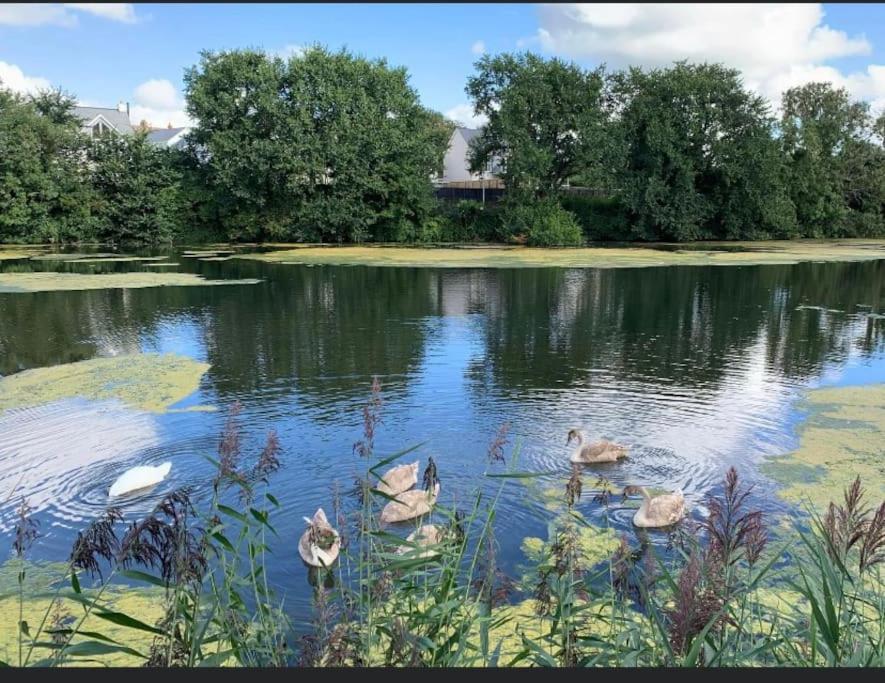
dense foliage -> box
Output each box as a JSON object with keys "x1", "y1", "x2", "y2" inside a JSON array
[
  {"x1": 185, "y1": 46, "x2": 452, "y2": 242},
  {"x1": 0, "y1": 89, "x2": 93, "y2": 243},
  {"x1": 1, "y1": 50, "x2": 883, "y2": 245}
]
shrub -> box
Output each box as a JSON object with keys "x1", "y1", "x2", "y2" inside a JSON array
[
  {"x1": 502, "y1": 200, "x2": 584, "y2": 246},
  {"x1": 432, "y1": 200, "x2": 502, "y2": 243},
  {"x1": 560, "y1": 194, "x2": 631, "y2": 241}
]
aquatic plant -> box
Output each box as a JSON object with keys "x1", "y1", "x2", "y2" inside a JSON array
[{"x1": 4, "y1": 389, "x2": 885, "y2": 668}]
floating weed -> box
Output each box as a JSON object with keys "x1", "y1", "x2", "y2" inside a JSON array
[
  {"x1": 761, "y1": 384, "x2": 885, "y2": 511},
  {"x1": 0, "y1": 271, "x2": 261, "y2": 293},
  {"x1": 237, "y1": 240, "x2": 885, "y2": 269},
  {"x1": 0, "y1": 353, "x2": 210, "y2": 414}
]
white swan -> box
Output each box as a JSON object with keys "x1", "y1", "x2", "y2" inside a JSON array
[
  {"x1": 108, "y1": 462, "x2": 172, "y2": 497},
  {"x1": 298, "y1": 508, "x2": 341, "y2": 568}
]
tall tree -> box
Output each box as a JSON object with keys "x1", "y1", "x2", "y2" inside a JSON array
[
  {"x1": 185, "y1": 46, "x2": 451, "y2": 242},
  {"x1": 88, "y1": 132, "x2": 184, "y2": 245},
  {"x1": 781, "y1": 82, "x2": 884, "y2": 237},
  {"x1": 0, "y1": 87, "x2": 93, "y2": 243},
  {"x1": 610, "y1": 62, "x2": 795, "y2": 241},
  {"x1": 465, "y1": 52, "x2": 609, "y2": 201}
]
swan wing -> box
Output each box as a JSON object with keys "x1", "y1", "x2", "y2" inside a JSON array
[{"x1": 109, "y1": 463, "x2": 171, "y2": 497}]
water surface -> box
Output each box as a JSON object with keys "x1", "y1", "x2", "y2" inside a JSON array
[{"x1": 1, "y1": 250, "x2": 883, "y2": 624}]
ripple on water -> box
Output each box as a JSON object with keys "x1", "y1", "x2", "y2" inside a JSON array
[{"x1": 0, "y1": 399, "x2": 219, "y2": 534}]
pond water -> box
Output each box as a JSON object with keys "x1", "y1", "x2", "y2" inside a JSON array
[{"x1": 1, "y1": 250, "x2": 884, "y2": 629}]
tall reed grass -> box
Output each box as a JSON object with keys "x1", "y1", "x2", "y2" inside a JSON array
[{"x1": 4, "y1": 380, "x2": 883, "y2": 667}]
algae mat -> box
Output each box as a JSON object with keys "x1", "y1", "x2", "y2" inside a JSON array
[
  {"x1": 0, "y1": 353, "x2": 210, "y2": 413},
  {"x1": 762, "y1": 383, "x2": 885, "y2": 511},
  {"x1": 0, "y1": 248, "x2": 43, "y2": 261},
  {"x1": 0, "y1": 271, "x2": 261, "y2": 293},
  {"x1": 238, "y1": 240, "x2": 885, "y2": 269},
  {"x1": 0, "y1": 561, "x2": 164, "y2": 667}
]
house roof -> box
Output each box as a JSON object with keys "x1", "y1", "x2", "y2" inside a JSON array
[
  {"x1": 458, "y1": 127, "x2": 481, "y2": 143},
  {"x1": 72, "y1": 106, "x2": 134, "y2": 135},
  {"x1": 146, "y1": 127, "x2": 188, "y2": 144}
]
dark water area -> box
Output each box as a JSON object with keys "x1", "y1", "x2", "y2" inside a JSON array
[{"x1": 1, "y1": 250, "x2": 884, "y2": 628}]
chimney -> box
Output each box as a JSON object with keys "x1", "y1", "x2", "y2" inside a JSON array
[{"x1": 126, "y1": 102, "x2": 130, "y2": 117}]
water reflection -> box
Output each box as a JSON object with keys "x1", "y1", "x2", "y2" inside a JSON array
[{"x1": 1, "y1": 253, "x2": 883, "y2": 617}]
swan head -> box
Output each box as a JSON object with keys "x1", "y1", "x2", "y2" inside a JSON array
[
  {"x1": 622, "y1": 485, "x2": 650, "y2": 500},
  {"x1": 566, "y1": 428, "x2": 583, "y2": 445}
]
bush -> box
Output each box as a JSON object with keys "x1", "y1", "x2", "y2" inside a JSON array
[
  {"x1": 432, "y1": 200, "x2": 503, "y2": 243},
  {"x1": 502, "y1": 200, "x2": 584, "y2": 246},
  {"x1": 560, "y1": 194, "x2": 631, "y2": 241}
]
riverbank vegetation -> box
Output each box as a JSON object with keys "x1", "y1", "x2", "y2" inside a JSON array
[
  {"x1": 1, "y1": 47, "x2": 883, "y2": 247},
  {"x1": 3, "y1": 382, "x2": 884, "y2": 667}
]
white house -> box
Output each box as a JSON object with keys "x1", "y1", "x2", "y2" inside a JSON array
[
  {"x1": 72, "y1": 102, "x2": 134, "y2": 138},
  {"x1": 436, "y1": 126, "x2": 502, "y2": 185}
]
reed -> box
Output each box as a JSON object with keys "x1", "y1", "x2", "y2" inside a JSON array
[{"x1": 4, "y1": 394, "x2": 884, "y2": 667}]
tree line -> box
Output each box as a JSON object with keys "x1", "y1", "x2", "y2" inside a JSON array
[{"x1": 1, "y1": 46, "x2": 883, "y2": 246}]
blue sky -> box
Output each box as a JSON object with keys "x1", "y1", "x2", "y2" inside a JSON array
[{"x1": 1, "y1": 3, "x2": 884, "y2": 128}]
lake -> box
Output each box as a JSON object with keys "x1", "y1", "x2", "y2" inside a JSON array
[{"x1": 1, "y1": 248, "x2": 884, "y2": 630}]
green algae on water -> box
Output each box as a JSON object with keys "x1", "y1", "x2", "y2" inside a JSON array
[
  {"x1": 0, "y1": 353, "x2": 210, "y2": 413},
  {"x1": 0, "y1": 271, "x2": 261, "y2": 293},
  {"x1": 237, "y1": 239, "x2": 885, "y2": 269},
  {"x1": 0, "y1": 560, "x2": 165, "y2": 667},
  {"x1": 762, "y1": 383, "x2": 885, "y2": 512}
]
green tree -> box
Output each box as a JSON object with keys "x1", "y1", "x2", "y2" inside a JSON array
[
  {"x1": 465, "y1": 52, "x2": 609, "y2": 201},
  {"x1": 609, "y1": 62, "x2": 796, "y2": 241},
  {"x1": 185, "y1": 46, "x2": 451, "y2": 242},
  {"x1": 88, "y1": 131, "x2": 184, "y2": 244},
  {"x1": 0, "y1": 87, "x2": 94, "y2": 243},
  {"x1": 781, "y1": 82, "x2": 884, "y2": 237}
]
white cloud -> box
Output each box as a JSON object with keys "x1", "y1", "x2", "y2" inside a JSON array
[
  {"x1": 0, "y1": 4, "x2": 75, "y2": 27},
  {"x1": 277, "y1": 44, "x2": 305, "y2": 59},
  {"x1": 64, "y1": 4, "x2": 138, "y2": 23},
  {"x1": 0, "y1": 61, "x2": 51, "y2": 95},
  {"x1": 534, "y1": 3, "x2": 884, "y2": 109},
  {"x1": 445, "y1": 103, "x2": 488, "y2": 129},
  {"x1": 471, "y1": 40, "x2": 486, "y2": 55},
  {"x1": 129, "y1": 104, "x2": 192, "y2": 129},
  {"x1": 131, "y1": 78, "x2": 192, "y2": 129},
  {"x1": 0, "y1": 3, "x2": 137, "y2": 26},
  {"x1": 134, "y1": 78, "x2": 180, "y2": 110}
]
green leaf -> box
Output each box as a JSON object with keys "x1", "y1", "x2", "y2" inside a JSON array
[
  {"x1": 367, "y1": 442, "x2": 426, "y2": 475},
  {"x1": 217, "y1": 504, "x2": 248, "y2": 523},
  {"x1": 119, "y1": 569, "x2": 166, "y2": 587},
  {"x1": 93, "y1": 610, "x2": 165, "y2": 636},
  {"x1": 62, "y1": 640, "x2": 146, "y2": 659},
  {"x1": 212, "y1": 532, "x2": 236, "y2": 553},
  {"x1": 70, "y1": 570, "x2": 81, "y2": 594}
]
